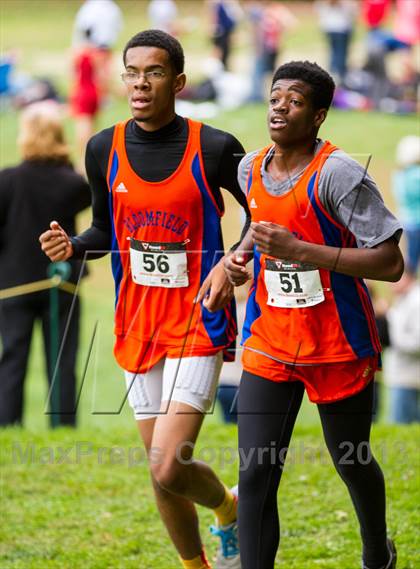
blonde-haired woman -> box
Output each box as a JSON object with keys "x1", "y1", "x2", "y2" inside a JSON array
[
  {"x1": 17, "y1": 100, "x2": 70, "y2": 162},
  {"x1": 0, "y1": 101, "x2": 91, "y2": 427}
]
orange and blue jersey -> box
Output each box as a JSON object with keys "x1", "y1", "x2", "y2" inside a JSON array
[
  {"x1": 243, "y1": 142, "x2": 381, "y2": 366},
  {"x1": 106, "y1": 118, "x2": 236, "y2": 373}
]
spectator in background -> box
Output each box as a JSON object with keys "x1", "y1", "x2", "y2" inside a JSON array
[
  {"x1": 393, "y1": 135, "x2": 420, "y2": 274},
  {"x1": 384, "y1": 271, "x2": 420, "y2": 424},
  {"x1": 362, "y1": 0, "x2": 391, "y2": 32},
  {"x1": 247, "y1": 0, "x2": 296, "y2": 102},
  {"x1": 393, "y1": 0, "x2": 420, "y2": 49},
  {"x1": 208, "y1": 0, "x2": 242, "y2": 70},
  {"x1": 216, "y1": 299, "x2": 247, "y2": 423},
  {"x1": 359, "y1": 0, "x2": 419, "y2": 110},
  {"x1": 362, "y1": 0, "x2": 417, "y2": 61},
  {"x1": 70, "y1": 28, "x2": 101, "y2": 173},
  {"x1": 315, "y1": 0, "x2": 357, "y2": 84},
  {"x1": 72, "y1": 0, "x2": 124, "y2": 102},
  {"x1": 148, "y1": 0, "x2": 179, "y2": 36},
  {"x1": 367, "y1": 282, "x2": 390, "y2": 421},
  {"x1": 73, "y1": 0, "x2": 123, "y2": 50},
  {"x1": 0, "y1": 102, "x2": 91, "y2": 427},
  {"x1": 393, "y1": 0, "x2": 420, "y2": 87},
  {"x1": 0, "y1": 52, "x2": 15, "y2": 99}
]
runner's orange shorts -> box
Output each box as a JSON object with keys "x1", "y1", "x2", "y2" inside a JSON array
[{"x1": 242, "y1": 349, "x2": 379, "y2": 403}]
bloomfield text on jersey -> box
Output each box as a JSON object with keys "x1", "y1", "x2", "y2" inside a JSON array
[{"x1": 123, "y1": 209, "x2": 189, "y2": 235}]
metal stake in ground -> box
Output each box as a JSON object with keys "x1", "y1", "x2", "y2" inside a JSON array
[{"x1": 47, "y1": 261, "x2": 71, "y2": 428}]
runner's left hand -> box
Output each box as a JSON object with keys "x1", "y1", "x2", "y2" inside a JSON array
[{"x1": 195, "y1": 258, "x2": 234, "y2": 312}]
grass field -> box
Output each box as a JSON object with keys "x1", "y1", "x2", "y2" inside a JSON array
[
  {"x1": 1, "y1": 423, "x2": 419, "y2": 568},
  {"x1": 1, "y1": 2, "x2": 419, "y2": 568}
]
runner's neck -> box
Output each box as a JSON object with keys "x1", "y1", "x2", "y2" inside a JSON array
[
  {"x1": 132, "y1": 114, "x2": 185, "y2": 141},
  {"x1": 267, "y1": 139, "x2": 318, "y2": 183}
]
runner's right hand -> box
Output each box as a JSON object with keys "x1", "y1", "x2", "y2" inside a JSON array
[
  {"x1": 39, "y1": 221, "x2": 73, "y2": 262},
  {"x1": 224, "y1": 252, "x2": 251, "y2": 286}
]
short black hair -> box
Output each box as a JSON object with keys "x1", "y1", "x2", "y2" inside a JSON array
[
  {"x1": 123, "y1": 29, "x2": 185, "y2": 74},
  {"x1": 271, "y1": 61, "x2": 335, "y2": 110}
]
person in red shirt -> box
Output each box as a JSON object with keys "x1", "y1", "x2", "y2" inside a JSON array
[
  {"x1": 70, "y1": 28, "x2": 100, "y2": 172},
  {"x1": 362, "y1": 0, "x2": 391, "y2": 29}
]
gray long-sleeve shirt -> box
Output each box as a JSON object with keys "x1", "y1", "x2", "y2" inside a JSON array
[{"x1": 238, "y1": 140, "x2": 402, "y2": 248}]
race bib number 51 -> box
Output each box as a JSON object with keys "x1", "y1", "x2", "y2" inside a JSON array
[
  {"x1": 264, "y1": 259, "x2": 325, "y2": 308},
  {"x1": 129, "y1": 238, "x2": 188, "y2": 288}
]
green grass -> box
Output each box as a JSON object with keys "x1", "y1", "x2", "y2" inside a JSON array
[
  {"x1": 1, "y1": 2, "x2": 419, "y2": 567},
  {"x1": 1, "y1": 423, "x2": 419, "y2": 568}
]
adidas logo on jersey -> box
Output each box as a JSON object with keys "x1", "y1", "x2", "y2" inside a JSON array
[
  {"x1": 115, "y1": 182, "x2": 128, "y2": 193},
  {"x1": 250, "y1": 198, "x2": 258, "y2": 208}
]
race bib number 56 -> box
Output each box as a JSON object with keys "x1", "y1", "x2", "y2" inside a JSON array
[
  {"x1": 129, "y1": 238, "x2": 188, "y2": 288},
  {"x1": 264, "y1": 259, "x2": 325, "y2": 308}
]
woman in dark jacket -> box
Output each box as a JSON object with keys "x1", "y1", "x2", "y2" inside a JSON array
[{"x1": 0, "y1": 101, "x2": 91, "y2": 426}]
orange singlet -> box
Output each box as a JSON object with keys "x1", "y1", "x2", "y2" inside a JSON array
[
  {"x1": 242, "y1": 142, "x2": 381, "y2": 394},
  {"x1": 106, "y1": 119, "x2": 236, "y2": 373}
]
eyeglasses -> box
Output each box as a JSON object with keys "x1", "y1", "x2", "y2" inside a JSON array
[{"x1": 121, "y1": 70, "x2": 166, "y2": 84}]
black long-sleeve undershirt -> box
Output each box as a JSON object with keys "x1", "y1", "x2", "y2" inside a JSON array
[{"x1": 71, "y1": 115, "x2": 250, "y2": 259}]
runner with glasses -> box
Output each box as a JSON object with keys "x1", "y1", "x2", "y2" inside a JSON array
[
  {"x1": 40, "y1": 29, "x2": 249, "y2": 569},
  {"x1": 121, "y1": 69, "x2": 166, "y2": 83}
]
